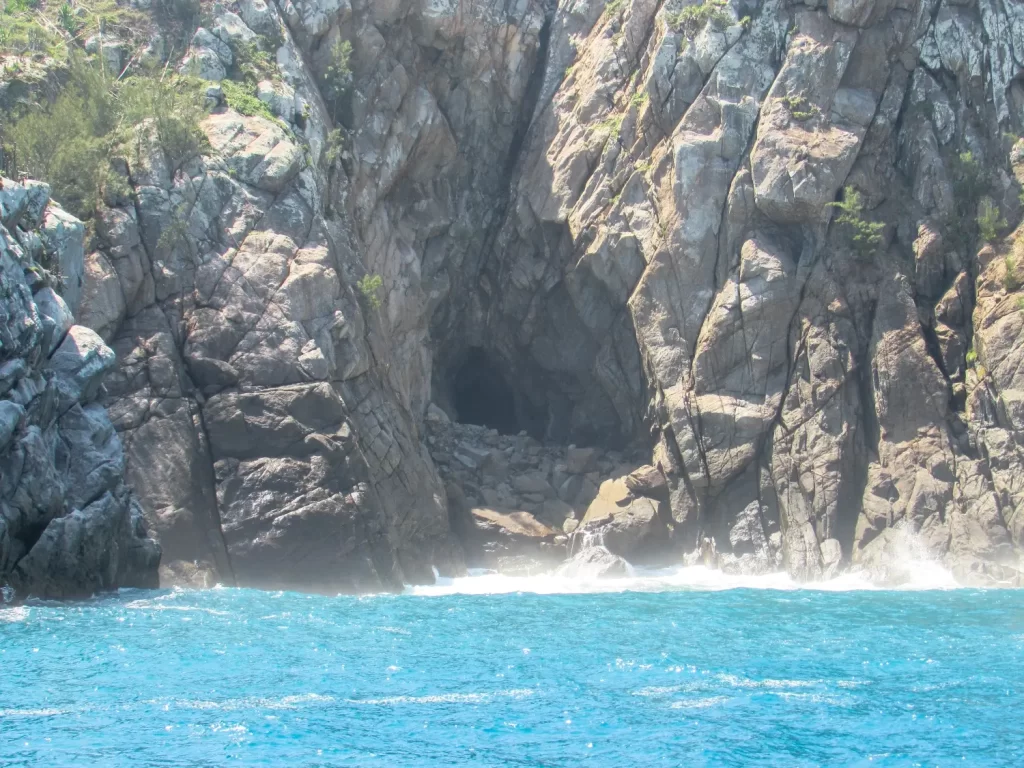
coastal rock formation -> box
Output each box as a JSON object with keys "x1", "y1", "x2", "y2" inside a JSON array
[
  {"x1": 0, "y1": 179, "x2": 160, "y2": 599},
  {"x1": 4, "y1": 0, "x2": 1024, "y2": 591}
]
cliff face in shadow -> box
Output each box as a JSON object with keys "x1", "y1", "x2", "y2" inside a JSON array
[
  {"x1": 0, "y1": 178, "x2": 160, "y2": 598},
  {"x1": 4, "y1": 0, "x2": 1024, "y2": 592}
]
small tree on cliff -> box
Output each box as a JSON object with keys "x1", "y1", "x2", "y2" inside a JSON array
[
  {"x1": 829, "y1": 187, "x2": 885, "y2": 257},
  {"x1": 322, "y1": 39, "x2": 352, "y2": 124}
]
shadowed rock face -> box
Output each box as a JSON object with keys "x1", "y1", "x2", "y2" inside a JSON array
[
  {"x1": 11, "y1": 0, "x2": 1024, "y2": 590},
  {"x1": 0, "y1": 179, "x2": 160, "y2": 599}
]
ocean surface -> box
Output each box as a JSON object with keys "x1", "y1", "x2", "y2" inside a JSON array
[{"x1": 1, "y1": 566, "x2": 1023, "y2": 767}]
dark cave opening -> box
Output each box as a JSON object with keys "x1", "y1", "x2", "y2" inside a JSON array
[{"x1": 452, "y1": 348, "x2": 522, "y2": 435}]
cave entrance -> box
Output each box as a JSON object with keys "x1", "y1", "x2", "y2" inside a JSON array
[{"x1": 452, "y1": 348, "x2": 521, "y2": 435}]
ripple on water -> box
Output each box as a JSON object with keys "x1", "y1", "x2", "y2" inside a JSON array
[{"x1": 0, "y1": 583, "x2": 1021, "y2": 766}]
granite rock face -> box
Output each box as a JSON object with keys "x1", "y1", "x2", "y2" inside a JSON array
[
  {"x1": 0, "y1": 179, "x2": 160, "y2": 599},
  {"x1": 17, "y1": 0, "x2": 1024, "y2": 589}
]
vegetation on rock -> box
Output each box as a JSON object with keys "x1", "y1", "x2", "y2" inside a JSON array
[
  {"x1": 322, "y1": 39, "x2": 352, "y2": 123},
  {"x1": 325, "y1": 128, "x2": 345, "y2": 165},
  {"x1": 219, "y1": 78, "x2": 275, "y2": 121},
  {"x1": 667, "y1": 0, "x2": 732, "y2": 38},
  {"x1": 977, "y1": 198, "x2": 1006, "y2": 243},
  {"x1": 948, "y1": 150, "x2": 989, "y2": 253},
  {"x1": 4, "y1": 56, "x2": 206, "y2": 219},
  {"x1": 781, "y1": 94, "x2": 819, "y2": 121},
  {"x1": 829, "y1": 187, "x2": 885, "y2": 257},
  {"x1": 357, "y1": 273, "x2": 384, "y2": 310},
  {"x1": 0, "y1": 0, "x2": 148, "y2": 58}
]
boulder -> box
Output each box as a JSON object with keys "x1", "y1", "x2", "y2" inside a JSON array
[
  {"x1": 566, "y1": 446, "x2": 598, "y2": 474},
  {"x1": 511, "y1": 470, "x2": 555, "y2": 497},
  {"x1": 11, "y1": 490, "x2": 159, "y2": 599},
  {"x1": 625, "y1": 465, "x2": 667, "y2": 497},
  {"x1": 580, "y1": 478, "x2": 671, "y2": 564},
  {"x1": 558, "y1": 546, "x2": 630, "y2": 579},
  {"x1": 0, "y1": 401, "x2": 23, "y2": 451},
  {"x1": 46, "y1": 325, "x2": 116, "y2": 408},
  {"x1": 539, "y1": 498, "x2": 575, "y2": 527},
  {"x1": 463, "y1": 506, "x2": 565, "y2": 571}
]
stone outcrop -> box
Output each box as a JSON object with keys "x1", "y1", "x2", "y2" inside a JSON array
[
  {"x1": 5, "y1": 0, "x2": 1024, "y2": 591},
  {"x1": 0, "y1": 178, "x2": 160, "y2": 599}
]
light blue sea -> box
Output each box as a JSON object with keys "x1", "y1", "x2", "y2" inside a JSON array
[{"x1": 1, "y1": 568, "x2": 1022, "y2": 766}]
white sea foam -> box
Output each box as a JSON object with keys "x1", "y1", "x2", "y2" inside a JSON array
[
  {"x1": 714, "y1": 674, "x2": 820, "y2": 690},
  {"x1": 669, "y1": 696, "x2": 730, "y2": 710},
  {"x1": 0, "y1": 606, "x2": 30, "y2": 623},
  {"x1": 405, "y1": 558, "x2": 961, "y2": 597},
  {"x1": 406, "y1": 522, "x2": 967, "y2": 596},
  {"x1": 347, "y1": 689, "x2": 534, "y2": 706},
  {"x1": 124, "y1": 601, "x2": 231, "y2": 616},
  {"x1": 0, "y1": 708, "x2": 67, "y2": 718},
  {"x1": 150, "y1": 693, "x2": 336, "y2": 712}
]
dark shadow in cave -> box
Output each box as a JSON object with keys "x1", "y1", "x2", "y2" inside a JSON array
[{"x1": 452, "y1": 348, "x2": 521, "y2": 435}]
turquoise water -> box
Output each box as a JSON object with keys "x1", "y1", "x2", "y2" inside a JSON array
[{"x1": 1, "y1": 577, "x2": 1023, "y2": 767}]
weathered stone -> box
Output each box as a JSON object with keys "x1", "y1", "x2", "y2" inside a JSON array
[
  {"x1": 539, "y1": 498, "x2": 575, "y2": 527},
  {"x1": 559, "y1": 546, "x2": 630, "y2": 579},
  {"x1": 0, "y1": 401, "x2": 23, "y2": 451},
  {"x1": 47, "y1": 325, "x2": 116, "y2": 408},
  {"x1": 511, "y1": 470, "x2": 555, "y2": 497},
  {"x1": 0, "y1": 180, "x2": 159, "y2": 598},
  {"x1": 625, "y1": 465, "x2": 667, "y2": 497},
  {"x1": 580, "y1": 478, "x2": 670, "y2": 564},
  {"x1": 566, "y1": 446, "x2": 598, "y2": 474}
]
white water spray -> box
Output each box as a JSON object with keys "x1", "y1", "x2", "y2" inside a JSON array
[{"x1": 409, "y1": 522, "x2": 963, "y2": 596}]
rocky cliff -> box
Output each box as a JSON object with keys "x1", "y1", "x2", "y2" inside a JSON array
[
  {"x1": 0, "y1": 178, "x2": 160, "y2": 599},
  {"x1": 3, "y1": 0, "x2": 1024, "y2": 592}
]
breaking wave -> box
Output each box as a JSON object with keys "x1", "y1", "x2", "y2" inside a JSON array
[{"x1": 409, "y1": 530, "x2": 961, "y2": 596}]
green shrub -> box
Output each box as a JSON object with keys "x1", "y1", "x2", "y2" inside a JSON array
[
  {"x1": 605, "y1": 0, "x2": 627, "y2": 16},
  {"x1": 1003, "y1": 256, "x2": 1021, "y2": 292},
  {"x1": 951, "y1": 151, "x2": 987, "y2": 207},
  {"x1": 782, "y1": 94, "x2": 819, "y2": 121},
  {"x1": 2, "y1": 0, "x2": 148, "y2": 57},
  {"x1": 322, "y1": 39, "x2": 352, "y2": 122},
  {"x1": 948, "y1": 150, "x2": 989, "y2": 253},
  {"x1": 0, "y1": 12, "x2": 62, "y2": 57},
  {"x1": 965, "y1": 349, "x2": 977, "y2": 367},
  {"x1": 120, "y1": 77, "x2": 208, "y2": 170},
  {"x1": 357, "y1": 273, "x2": 383, "y2": 310},
  {"x1": 7, "y1": 58, "x2": 207, "y2": 219},
  {"x1": 667, "y1": 0, "x2": 731, "y2": 38},
  {"x1": 593, "y1": 113, "x2": 624, "y2": 140},
  {"x1": 8, "y1": 60, "x2": 116, "y2": 218},
  {"x1": 829, "y1": 188, "x2": 885, "y2": 257},
  {"x1": 57, "y1": 3, "x2": 77, "y2": 35},
  {"x1": 325, "y1": 128, "x2": 345, "y2": 165},
  {"x1": 232, "y1": 39, "x2": 276, "y2": 86},
  {"x1": 220, "y1": 78, "x2": 276, "y2": 121},
  {"x1": 156, "y1": 204, "x2": 190, "y2": 254},
  {"x1": 976, "y1": 198, "x2": 1006, "y2": 243}
]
